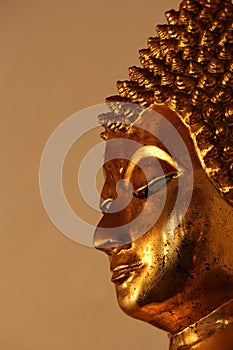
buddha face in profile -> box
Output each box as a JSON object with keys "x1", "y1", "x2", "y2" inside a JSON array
[
  {"x1": 94, "y1": 106, "x2": 233, "y2": 334},
  {"x1": 94, "y1": 0, "x2": 233, "y2": 335}
]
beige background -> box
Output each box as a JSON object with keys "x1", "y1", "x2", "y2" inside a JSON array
[{"x1": 1, "y1": 0, "x2": 180, "y2": 349}]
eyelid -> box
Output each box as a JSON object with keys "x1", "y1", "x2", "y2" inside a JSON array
[
  {"x1": 133, "y1": 170, "x2": 180, "y2": 199},
  {"x1": 100, "y1": 169, "x2": 184, "y2": 209}
]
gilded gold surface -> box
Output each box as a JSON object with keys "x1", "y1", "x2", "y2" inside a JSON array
[
  {"x1": 94, "y1": 107, "x2": 233, "y2": 335},
  {"x1": 94, "y1": 0, "x2": 233, "y2": 348}
]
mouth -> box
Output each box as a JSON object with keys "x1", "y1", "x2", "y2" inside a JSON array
[{"x1": 111, "y1": 263, "x2": 143, "y2": 284}]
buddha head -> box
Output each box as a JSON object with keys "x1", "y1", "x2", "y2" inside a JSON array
[{"x1": 94, "y1": 0, "x2": 233, "y2": 335}]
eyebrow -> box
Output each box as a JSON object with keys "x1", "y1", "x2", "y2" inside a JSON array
[{"x1": 124, "y1": 145, "x2": 178, "y2": 178}]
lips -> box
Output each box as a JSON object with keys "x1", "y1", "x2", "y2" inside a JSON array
[{"x1": 111, "y1": 263, "x2": 143, "y2": 284}]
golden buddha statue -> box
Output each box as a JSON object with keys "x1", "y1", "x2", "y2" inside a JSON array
[{"x1": 94, "y1": 0, "x2": 233, "y2": 348}]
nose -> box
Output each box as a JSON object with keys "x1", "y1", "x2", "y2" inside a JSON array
[
  {"x1": 94, "y1": 214, "x2": 132, "y2": 255},
  {"x1": 94, "y1": 179, "x2": 136, "y2": 254}
]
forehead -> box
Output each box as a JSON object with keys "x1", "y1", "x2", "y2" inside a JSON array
[
  {"x1": 104, "y1": 110, "x2": 168, "y2": 160},
  {"x1": 103, "y1": 131, "x2": 167, "y2": 177},
  {"x1": 103, "y1": 109, "x2": 173, "y2": 166},
  {"x1": 102, "y1": 107, "x2": 197, "y2": 174},
  {"x1": 103, "y1": 132, "x2": 173, "y2": 185}
]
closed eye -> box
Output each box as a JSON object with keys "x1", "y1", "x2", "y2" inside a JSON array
[{"x1": 133, "y1": 172, "x2": 177, "y2": 199}]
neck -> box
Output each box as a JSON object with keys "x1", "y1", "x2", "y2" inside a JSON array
[{"x1": 169, "y1": 299, "x2": 233, "y2": 350}]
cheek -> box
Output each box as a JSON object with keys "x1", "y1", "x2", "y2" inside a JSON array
[
  {"x1": 130, "y1": 220, "x2": 194, "y2": 301},
  {"x1": 129, "y1": 188, "x2": 169, "y2": 242}
]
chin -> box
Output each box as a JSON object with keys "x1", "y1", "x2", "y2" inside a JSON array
[
  {"x1": 115, "y1": 281, "x2": 142, "y2": 314},
  {"x1": 115, "y1": 281, "x2": 155, "y2": 319},
  {"x1": 116, "y1": 289, "x2": 179, "y2": 333},
  {"x1": 116, "y1": 290, "x2": 166, "y2": 329}
]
